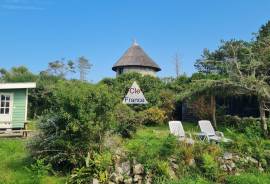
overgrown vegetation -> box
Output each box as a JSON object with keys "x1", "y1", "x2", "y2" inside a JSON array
[{"x1": 0, "y1": 21, "x2": 270, "y2": 183}]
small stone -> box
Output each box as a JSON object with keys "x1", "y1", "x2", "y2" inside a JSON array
[
  {"x1": 220, "y1": 164, "x2": 227, "y2": 171},
  {"x1": 223, "y1": 152, "x2": 233, "y2": 160},
  {"x1": 145, "y1": 172, "x2": 153, "y2": 184},
  {"x1": 123, "y1": 177, "x2": 133, "y2": 184},
  {"x1": 233, "y1": 155, "x2": 240, "y2": 161},
  {"x1": 115, "y1": 166, "x2": 123, "y2": 175},
  {"x1": 169, "y1": 157, "x2": 177, "y2": 163},
  {"x1": 110, "y1": 173, "x2": 124, "y2": 183},
  {"x1": 247, "y1": 157, "x2": 259, "y2": 165},
  {"x1": 115, "y1": 174, "x2": 124, "y2": 183},
  {"x1": 114, "y1": 155, "x2": 121, "y2": 166},
  {"x1": 259, "y1": 167, "x2": 264, "y2": 172},
  {"x1": 133, "y1": 174, "x2": 143, "y2": 182},
  {"x1": 132, "y1": 158, "x2": 138, "y2": 165},
  {"x1": 171, "y1": 163, "x2": 179, "y2": 170},
  {"x1": 121, "y1": 161, "x2": 131, "y2": 175},
  {"x1": 227, "y1": 165, "x2": 233, "y2": 172},
  {"x1": 93, "y1": 178, "x2": 99, "y2": 184},
  {"x1": 133, "y1": 164, "x2": 144, "y2": 175},
  {"x1": 230, "y1": 162, "x2": 236, "y2": 169}
]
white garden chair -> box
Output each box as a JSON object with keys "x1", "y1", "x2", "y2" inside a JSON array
[
  {"x1": 198, "y1": 120, "x2": 231, "y2": 143},
  {"x1": 169, "y1": 121, "x2": 194, "y2": 144}
]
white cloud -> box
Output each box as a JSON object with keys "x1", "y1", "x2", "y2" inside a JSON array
[
  {"x1": 1, "y1": 4, "x2": 43, "y2": 10},
  {"x1": 0, "y1": 0, "x2": 49, "y2": 11}
]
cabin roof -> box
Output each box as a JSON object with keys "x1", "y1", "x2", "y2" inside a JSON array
[
  {"x1": 0, "y1": 82, "x2": 36, "y2": 89},
  {"x1": 112, "y1": 41, "x2": 161, "y2": 72}
]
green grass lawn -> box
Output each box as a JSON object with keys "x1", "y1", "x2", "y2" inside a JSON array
[{"x1": 0, "y1": 138, "x2": 66, "y2": 184}]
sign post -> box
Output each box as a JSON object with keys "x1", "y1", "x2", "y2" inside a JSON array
[{"x1": 123, "y1": 81, "x2": 148, "y2": 104}]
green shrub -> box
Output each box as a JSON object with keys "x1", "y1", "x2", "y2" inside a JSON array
[
  {"x1": 29, "y1": 81, "x2": 115, "y2": 172},
  {"x1": 100, "y1": 72, "x2": 165, "y2": 111},
  {"x1": 68, "y1": 151, "x2": 112, "y2": 184},
  {"x1": 142, "y1": 107, "x2": 166, "y2": 125},
  {"x1": 158, "y1": 90, "x2": 176, "y2": 120},
  {"x1": 154, "y1": 160, "x2": 171, "y2": 178},
  {"x1": 218, "y1": 115, "x2": 262, "y2": 136},
  {"x1": 159, "y1": 135, "x2": 178, "y2": 159},
  {"x1": 68, "y1": 167, "x2": 93, "y2": 184},
  {"x1": 25, "y1": 159, "x2": 52, "y2": 184},
  {"x1": 199, "y1": 153, "x2": 219, "y2": 181},
  {"x1": 113, "y1": 104, "x2": 137, "y2": 138}
]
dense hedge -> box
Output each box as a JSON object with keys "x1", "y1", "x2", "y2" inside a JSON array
[
  {"x1": 29, "y1": 81, "x2": 116, "y2": 172},
  {"x1": 217, "y1": 115, "x2": 262, "y2": 136}
]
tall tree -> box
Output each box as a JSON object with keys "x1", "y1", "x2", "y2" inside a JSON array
[
  {"x1": 194, "y1": 40, "x2": 251, "y2": 75},
  {"x1": 46, "y1": 59, "x2": 75, "y2": 78},
  {"x1": 173, "y1": 53, "x2": 181, "y2": 78},
  {"x1": 77, "y1": 56, "x2": 92, "y2": 81},
  {"x1": 257, "y1": 20, "x2": 270, "y2": 40}
]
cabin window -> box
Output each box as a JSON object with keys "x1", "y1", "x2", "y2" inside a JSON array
[
  {"x1": 118, "y1": 68, "x2": 123, "y2": 75},
  {"x1": 0, "y1": 94, "x2": 11, "y2": 115}
]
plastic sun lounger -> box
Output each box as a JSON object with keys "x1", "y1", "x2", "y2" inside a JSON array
[
  {"x1": 198, "y1": 120, "x2": 231, "y2": 143},
  {"x1": 169, "y1": 121, "x2": 194, "y2": 144}
]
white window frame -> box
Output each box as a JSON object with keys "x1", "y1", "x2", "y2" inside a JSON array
[{"x1": 0, "y1": 93, "x2": 13, "y2": 123}]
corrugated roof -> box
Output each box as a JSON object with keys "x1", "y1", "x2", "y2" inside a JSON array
[{"x1": 112, "y1": 42, "x2": 161, "y2": 72}]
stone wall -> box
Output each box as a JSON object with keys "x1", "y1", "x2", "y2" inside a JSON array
[{"x1": 116, "y1": 66, "x2": 156, "y2": 77}]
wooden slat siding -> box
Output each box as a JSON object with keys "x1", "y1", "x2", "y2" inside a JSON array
[
  {"x1": 0, "y1": 89, "x2": 26, "y2": 128},
  {"x1": 12, "y1": 89, "x2": 26, "y2": 128}
]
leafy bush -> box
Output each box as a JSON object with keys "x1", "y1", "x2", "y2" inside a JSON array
[
  {"x1": 142, "y1": 107, "x2": 166, "y2": 125},
  {"x1": 68, "y1": 167, "x2": 93, "y2": 184},
  {"x1": 159, "y1": 135, "x2": 178, "y2": 159},
  {"x1": 199, "y1": 153, "x2": 219, "y2": 181},
  {"x1": 190, "y1": 96, "x2": 212, "y2": 120},
  {"x1": 158, "y1": 90, "x2": 176, "y2": 120},
  {"x1": 29, "y1": 81, "x2": 115, "y2": 172},
  {"x1": 153, "y1": 160, "x2": 171, "y2": 178},
  {"x1": 68, "y1": 151, "x2": 112, "y2": 184},
  {"x1": 218, "y1": 115, "x2": 262, "y2": 136},
  {"x1": 100, "y1": 72, "x2": 165, "y2": 111},
  {"x1": 25, "y1": 159, "x2": 52, "y2": 184},
  {"x1": 113, "y1": 104, "x2": 137, "y2": 138},
  {"x1": 224, "y1": 129, "x2": 270, "y2": 170}
]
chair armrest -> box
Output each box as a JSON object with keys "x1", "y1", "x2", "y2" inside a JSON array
[{"x1": 215, "y1": 131, "x2": 224, "y2": 137}]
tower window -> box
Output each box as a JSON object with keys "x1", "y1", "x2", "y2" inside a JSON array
[{"x1": 118, "y1": 68, "x2": 123, "y2": 75}]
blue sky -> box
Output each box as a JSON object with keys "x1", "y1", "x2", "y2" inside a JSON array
[{"x1": 0, "y1": 0, "x2": 269, "y2": 82}]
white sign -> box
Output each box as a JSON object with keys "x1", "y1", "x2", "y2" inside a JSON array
[{"x1": 123, "y1": 81, "x2": 148, "y2": 104}]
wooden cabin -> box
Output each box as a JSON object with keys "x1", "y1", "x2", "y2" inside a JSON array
[{"x1": 0, "y1": 82, "x2": 36, "y2": 129}]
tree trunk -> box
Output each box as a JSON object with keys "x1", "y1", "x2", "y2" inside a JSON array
[
  {"x1": 259, "y1": 99, "x2": 268, "y2": 137},
  {"x1": 211, "y1": 95, "x2": 217, "y2": 128}
]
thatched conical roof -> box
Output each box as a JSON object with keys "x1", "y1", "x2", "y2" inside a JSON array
[{"x1": 112, "y1": 42, "x2": 161, "y2": 72}]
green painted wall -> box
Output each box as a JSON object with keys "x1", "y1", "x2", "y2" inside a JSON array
[{"x1": 0, "y1": 89, "x2": 26, "y2": 128}]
